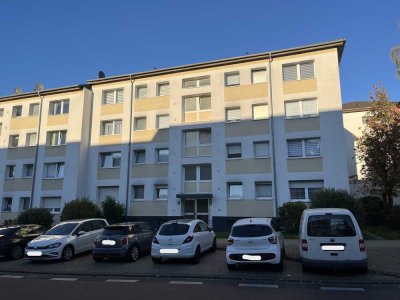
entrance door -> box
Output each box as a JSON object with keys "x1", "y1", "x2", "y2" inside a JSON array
[{"x1": 183, "y1": 199, "x2": 210, "y2": 225}]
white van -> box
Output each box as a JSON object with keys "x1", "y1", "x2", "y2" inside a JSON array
[{"x1": 299, "y1": 208, "x2": 367, "y2": 272}]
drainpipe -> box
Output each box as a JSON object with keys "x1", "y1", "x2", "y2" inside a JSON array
[{"x1": 125, "y1": 75, "x2": 135, "y2": 221}]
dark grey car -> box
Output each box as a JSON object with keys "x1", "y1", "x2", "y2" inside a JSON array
[{"x1": 92, "y1": 222, "x2": 154, "y2": 262}]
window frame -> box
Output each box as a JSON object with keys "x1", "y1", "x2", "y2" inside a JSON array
[
  {"x1": 133, "y1": 185, "x2": 145, "y2": 200},
  {"x1": 101, "y1": 120, "x2": 122, "y2": 135},
  {"x1": 156, "y1": 148, "x2": 169, "y2": 163},
  {"x1": 135, "y1": 85, "x2": 148, "y2": 99},
  {"x1": 155, "y1": 185, "x2": 168, "y2": 200},
  {"x1": 134, "y1": 117, "x2": 147, "y2": 131},
  {"x1": 287, "y1": 138, "x2": 321, "y2": 158},
  {"x1": 47, "y1": 130, "x2": 67, "y2": 146},
  {"x1": 254, "y1": 141, "x2": 270, "y2": 158},
  {"x1": 99, "y1": 152, "x2": 121, "y2": 168},
  {"x1": 5, "y1": 165, "x2": 16, "y2": 179},
  {"x1": 44, "y1": 162, "x2": 65, "y2": 179},
  {"x1": 228, "y1": 182, "x2": 243, "y2": 200},
  {"x1": 26, "y1": 132, "x2": 37, "y2": 147},
  {"x1": 226, "y1": 143, "x2": 242, "y2": 159},
  {"x1": 251, "y1": 68, "x2": 267, "y2": 84},
  {"x1": 12, "y1": 105, "x2": 23, "y2": 118},
  {"x1": 284, "y1": 99, "x2": 318, "y2": 119},
  {"x1": 255, "y1": 182, "x2": 273, "y2": 199},
  {"x1": 282, "y1": 60, "x2": 315, "y2": 81},
  {"x1": 134, "y1": 149, "x2": 146, "y2": 164},
  {"x1": 289, "y1": 181, "x2": 323, "y2": 201},
  {"x1": 225, "y1": 72, "x2": 240, "y2": 87},
  {"x1": 102, "y1": 89, "x2": 124, "y2": 104},
  {"x1": 156, "y1": 114, "x2": 169, "y2": 129},
  {"x1": 49, "y1": 99, "x2": 69, "y2": 115},
  {"x1": 22, "y1": 164, "x2": 34, "y2": 178},
  {"x1": 9, "y1": 134, "x2": 19, "y2": 148},
  {"x1": 182, "y1": 76, "x2": 210, "y2": 89},
  {"x1": 29, "y1": 103, "x2": 40, "y2": 116},
  {"x1": 183, "y1": 129, "x2": 211, "y2": 157},
  {"x1": 225, "y1": 107, "x2": 241, "y2": 123},
  {"x1": 157, "y1": 82, "x2": 170, "y2": 96},
  {"x1": 252, "y1": 104, "x2": 269, "y2": 120}
]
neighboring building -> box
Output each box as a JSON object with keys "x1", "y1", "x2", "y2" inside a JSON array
[{"x1": 0, "y1": 39, "x2": 349, "y2": 230}]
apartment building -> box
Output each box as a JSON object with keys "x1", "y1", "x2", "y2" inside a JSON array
[{"x1": 0, "y1": 40, "x2": 349, "y2": 230}]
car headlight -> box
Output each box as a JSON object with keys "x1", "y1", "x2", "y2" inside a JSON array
[{"x1": 46, "y1": 243, "x2": 61, "y2": 249}]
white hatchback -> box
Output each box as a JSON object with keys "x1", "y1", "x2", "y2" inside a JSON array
[
  {"x1": 151, "y1": 219, "x2": 216, "y2": 264},
  {"x1": 226, "y1": 218, "x2": 285, "y2": 270}
]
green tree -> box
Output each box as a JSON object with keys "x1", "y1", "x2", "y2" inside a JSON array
[
  {"x1": 16, "y1": 208, "x2": 53, "y2": 228},
  {"x1": 60, "y1": 197, "x2": 102, "y2": 221},
  {"x1": 391, "y1": 45, "x2": 400, "y2": 78},
  {"x1": 101, "y1": 195, "x2": 124, "y2": 224}
]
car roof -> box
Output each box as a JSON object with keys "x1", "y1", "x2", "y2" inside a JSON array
[
  {"x1": 57, "y1": 218, "x2": 106, "y2": 224},
  {"x1": 304, "y1": 208, "x2": 352, "y2": 215},
  {"x1": 232, "y1": 218, "x2": 273, "y2": 226},
  {"x1": 108, "y1": 222, "x2": 146, "y2": 227},
  {"x1": 164, "y1": 219, "x2": 199, "y2": 225}
]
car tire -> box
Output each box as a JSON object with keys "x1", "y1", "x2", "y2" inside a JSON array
[
  {"x1": 93, "y1": 256, "x2": 104, "y2": 262},
  {"x1": 61, "y1": 245, "x2": 74, "y2": 262},
  {"x1": 10, "y1": 245, "x2": 23, "y2": 260},
  {"x1": 127, "y1": 245, "x2": 139, "y2": 262},
  {"x1": 227, "y1": 263, "x2": 236, "y2": 271},
  {"x1": 192, "y1": 246, "x2": 201, "y2": 264},
  {"x1": 211, "y1": 238, "x2": 217, "y2": 252},
  {"x1": 151, "y1": 256, "x2": 162, "y2": 264}
]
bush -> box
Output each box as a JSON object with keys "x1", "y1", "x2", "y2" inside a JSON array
[
  {"x1": 60, "y1": 197, "x2": 102, "y2": 221},
  {"x1": 359, "y1": 196, "x2": 384, "y2": 226},
  {"x1": 278, "y1": 202, "x2": 307, "y2": 233},
  {"x1": 388, "y1": 206, "x2": 400, "y2": 230},
  {"x1": 101, "y1": 196, "x2": 124, "y2": 224},
  {"x1": 16, "y1": 208, "x2": 53, "y2": 228}
]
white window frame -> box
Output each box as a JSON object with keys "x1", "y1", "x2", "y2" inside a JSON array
[
  {"x1": 99, "y1": 152, "x2": 121, "y2": 168},
  {"x1": 226, "y1": 107, "x2": 241, "y2": 122},
  {"x1": 156, "y1": 114, "x2": 169, "y2": 129},
  {"x1": 183, "y1": 94, "x2": 211, "y2": 115},
  {"x1": 133, "y1": 185, "x2": 145, "y2": 200},
  {"x1": 44, "y1": 162, "x2": 65, "y2": 179},
  {"x1": 12, "y1": 105, "x2": 22, "y2": 118},
  {"x1": 9, "y1": 135, "x2": 19, "y2": 148},
  {"x1": 155, "y1": 185, "x2": 168, "y2": 200},
  {"x1": 26, "y1": 132, "x2": 37, "y2": 147},
  {"x1": 134, "y1": 117, "x2": 147, "y2": 131},
  {"x1": 287, "y1": 138, "x2": 321, "y2": 158},
  {"x1": 226, "y1": 143, "x2": 242, "y2": 159},
  {"x1": 47, "y1": 130, "x2": 67, "y2": 146},
  {"x1": 135, "y1": 85, "x2": 148, "y2": 99},
  {"x1": 184, "y1": 165, "x2": 212, "y2": 191},
  {"x1": 254, "y1": 141, "x2": 270, "y2": 158},
  {"x1": 225, "y1": 72, "x2": 240, "y2": 87},
  {"x1": 157, "y1": 82, "x2": 170, "y2": 96},
  {"x1": 252, "y1": 104, "x2": 269, "y2": 120},
  {"x1": 255, "y1": 182, "x2": 273, "y2": 199},
  {"x1": 134, "y1": 149, "x2": 146, "y2": 164},
  {"x1": 49, "y1": 100, "x2": 69, "y2": 115},
  {"x1": 101, "y1": 120, "x2": 122, "y2": 135},
  {"x1": 182, "y1": 76, "x2": 210, "y2": 89},
  {"x1": 29, "y1": 103, "x2": 40, "y2": 116},
  {"x1": 156, "y1": 148, "x2": 169, "y2": 163},
  {"x1": 251, "y1": 68, "x2": 267, "y2": 84},
  {"x1": 289, "y1": 181, "x2": 324, "y2": 201},
  {"x1": 102, "y1": 89, "x2": 124, "y2": 104},
  {"x1": 228, "y1": 182, "x2": 243, "y2": 200},
  {"x1": 283, "y1": 61, "x2": 315, "y2": 81},
  {"x1": 183, "y1": 129, "x2": 211, "y2": 157},
  {"x1": 5, "y1": 165, "x2": 16, "y2": 179},
  {"x1": 285, "y1": 99, "x2": 318, "y2": 119},
  {"x1": 22, "y1": 164, "x2": 34, "y2": 178}
]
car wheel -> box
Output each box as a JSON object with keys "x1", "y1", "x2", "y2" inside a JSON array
[
  {"x1": 227, "y1": 263, "x2": 236, "y2": 271},
  {"x1": 192, "y1": 246, "x2": 201, "y2": 264},
  {"x1": 93, "y1": 256, "x2": 104, "y2": 262},
  {"x1": 61, "y1": 245, "x2": 74, "y2": 262},
  {"x1": 211, "y1": 238, "x2": 217, "y2": 252},
  {"x1": 127, "y1": 245, "x2": 139, "y2": 262},
  {"x1": 10, "y1": 245, "x2": 23, "y2": 260},
  {"x1": 152, "y1": 257, "x2": 162, "y2": 264}
]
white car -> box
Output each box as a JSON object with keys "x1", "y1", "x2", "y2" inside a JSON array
[
  {"x1": 226, "y1": 218, "x2": 285, "y2": 271},
  {"x1": 151, "y1": 219, "x2": 216, "y2": 264},
  {"x1": 25, "y1": 218, "x2": 108, "y2": 261},
  {"x1": 299, "y1": 208, "x2": 368, "y2": 272}
]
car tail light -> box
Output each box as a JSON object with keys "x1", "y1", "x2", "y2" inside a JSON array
[
  {"x1": 227, "y1": 238, "x2": 234, "y2": 246},
  {"x1": 121, "y1": 236, "x2": 128, "y2": 246},
  {"x1": 301, "y1": 239, "x2": 308, "y2": 251},
  {"x1": 183, "y1": 235, "x2": 194, "y2": 244},
  {"x1": 359, "y1": 239, "x2": 365, "y2": 252},
  {"x1": 152, "y1": 236, "x2": 159, "y2": 244},
  {"x1": 268, "y1": 235, "x2": 277, "y2": 244}
]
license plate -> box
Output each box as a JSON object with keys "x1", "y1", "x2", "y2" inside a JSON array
[
  {"x1": 102, "y1": 240, "x2": 116, "y2": 246},
  {"x1": 27, "y1": 251, "x2": 42, "y2": 257},
  {"x1": 321, "y1": 245, "x2": 345, "y2": 251},
  {"x1": 160, "y1": 249, "x2": 178, "y2": 254},
  {"x1": 242, "y1": 254, "x2": 262, "y2": 261}
]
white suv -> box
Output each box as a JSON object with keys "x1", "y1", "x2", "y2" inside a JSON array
[
  {"x1": 25, "y1": 218, "x2": 108, "y2": 261},
  {"x1": 226, "y1": 218, "x2": 285, "y2": 270}
]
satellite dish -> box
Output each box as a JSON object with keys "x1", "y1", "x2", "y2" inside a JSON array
[
  {"x1": 35, "y1": 83, "x2": 45, "y2": 91},
  {"x1": 14, "y1": 87, "x2": 23, "y2": 94},
  {"x1": 98, "y1": 71, "x2": 106, "y2": 78}
]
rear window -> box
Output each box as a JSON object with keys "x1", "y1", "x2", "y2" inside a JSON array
[
  {"x1": 103, "y1": 226, "x2": 129, "y2": 235},
  {"x1": 0, "y1": 227, "x2": 19, "y2": 236},
  {"x1": 307, "y1": 214, "x2": 356, "y2": 237},
  {"x1": 231, "y1": 224, "x2": 273, "y2": 237},
  {"x1": 159, "y1": 223, "x2": 190, "y2": 236}
]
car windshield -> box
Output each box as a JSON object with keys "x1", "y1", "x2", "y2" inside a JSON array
[
  {"x1": 103, "y1": 226, "x2": 129, "y2": 235},
  {"x1": 231, "y1": 224, "x2": 273, "y2": 237},
  {"x1": 0, "y1": 227, "x2": 19, "y2": 236},
  {"x1": 307, "y1": 214, "x2": 356, "y2": 237},
  {"x1": 44, "y1": 223, "x2": 79, "y2": 235},
  {"x1": 159, "y1": 223, "x2": 190, "y2": 236}
]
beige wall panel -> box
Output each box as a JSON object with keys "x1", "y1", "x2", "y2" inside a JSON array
[
  {"x1": 134, "y1": 96, "x2": 170, "y2": 112},
  {"x1": 225, "y1": 120, "x2": 270, "y2": 137},
  {"x1": 41, "y1": 179, "x2": 64, "y2": 190},
  {"x1": 3, "y1": 179, "x2": 33, "y2": 192},
  {"x1": 227, "y1": 200, "x2": 274, "y2": 217},
  {"x1": 287, "y1": 158, "x2": 323, "y2": 172},
  {"x1": 283, "y1": 78, "x2": 317, "y2": 94},
  {"x1": 184, "y1": 147, "x2": 197, "y2": 157},
  {"x1": 0, "y1": 212, "x2": 20, "y2": 223},
  {"x1": 45, "y1": 146, "x2": 66, "y2": 157},
  {"x1": 47, "y1": 115, "x2": 69, "y2": 126},
  {"x1": 285, "y1": 118, "x2": 320, "y2": 132},
  {"x1": 97, "y1": 168, "x2": 121, "y2": 180},
  {"x1": 184, "y1": 112, "x2": 197, "y2": 123},
  {"x1": 131, "y1": 164, "x2": 168, "y2": 178},
  {"x1": 101, "y1": 103, "x2": 123, "y2": 115},
  {"x1": 99, "y1": 135, "x2": 122, "y2": 146},
  {"x1": 184, "y1": 182, "x2": 197, "y2": 193},
  {"x1": 132, "y1": 129, "x2": 168, "y2": 143},
  {"x1": 10, "y1": 117, "x2": 39, "y2": 130},
  {"x1": 199, "y1": 182, "x2": 212, "y2": 193},
  {"x1": 199, "y1": 145, "x2": 211, "y2": 156},
  {"x1": 130, "y1": 201, "x2": 167, "y2": 216},
  {"x1": 199, "y1": 111, "x2": 212, "y2": 122},
  {"x1": 226, "y1": 158, "x2": 271, "y2": 175},
  {"x1": 6, "y1": 147, "x2": 36, "y2": 160},
  {"x1": 224, "y1": 83, "x2": 268, "y2": 102}
]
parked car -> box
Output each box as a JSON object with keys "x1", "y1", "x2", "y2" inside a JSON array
[
  {"x1": 299, "y1": 208, "x2": 368, "y2": 273},
  {"x1": 92, "y1": 222, "x2": 154, "y2": 262},
  {"x1": 226, "y1": 218, "x2": 285, "y2": 271},
  {"x1": 151, "y1": 219, "x2": 216, "y2": 264},
  {"x1": 0, "y1": 225, "x2": 47, "y2": 259},
  {"x1": 25, "y1": 218, "x2": 108, "y2": 261}
]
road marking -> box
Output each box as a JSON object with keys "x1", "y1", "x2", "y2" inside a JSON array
[
  {"x1": 0, "y1": 275, "x2": 24, "y2": 279},
  {"x1": 320, "y1": 287, "x2": 365, "y2": 292},
  {"x1": 50, "y1": 277, "x2": 78, "y2": 281},
  {"x1": 105, "y1": 279, "x2": 139, "y2": 283},
  {"x1": 169, "y1": 281, "x2": 203, "y2": 285},
  {"x1": 238, "y1": 283, "x2": 279, "y2": 288}
]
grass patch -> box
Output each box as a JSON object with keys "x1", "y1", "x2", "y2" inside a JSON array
[
  {"x1": 362, "y1": 226, "x2": 400, "y2": 240},
  {"x1": 215, "y1": 232, "x2": 229, "y2": 239},
  {"x1": 283, "y1": 232, "x2": 298, "y2": 239}
]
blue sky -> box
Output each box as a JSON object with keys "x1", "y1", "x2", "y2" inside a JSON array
[{"x1": 0, "y1": 0, "x2": 399, "y2": 102}]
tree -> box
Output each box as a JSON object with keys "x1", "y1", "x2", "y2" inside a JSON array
[
  {"x1": 16, "y1": 208, "x2": 53, "y2": 228},
  {"x1": 101, "y1": 196, "x2": 124, "y2": 224},
  {"x1": 356, "y1": 86, "x2": 400, "y2": 219},
  {"x1": 60, "y1": 197, "x2": 102, "y2": 221},
  {"x1": 391, "y1": 45, "x2": 400, "y2": 78}
]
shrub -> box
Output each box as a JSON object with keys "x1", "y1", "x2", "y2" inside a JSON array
[
  {"x1": 101, "y1": 196, "x2": 124, "y2": 224},
  {"x1": 359, "y1": 196, "x2": 384, "y2": 226},
  {"x1": 278, "y1": 201, "x2": 307, "y2": 233},
  {"x1": 2, "y1": 219, "x2": 16, "y2": 226},
  {"x1": 16, "y1": 208, "x2": 53, "y2": 228},
  {"x1": 388, "y1": 206, "x2": 400, "y2": 230},
  {"x1": 60, "y1": 197, "x2": 102, "y2": 221}
]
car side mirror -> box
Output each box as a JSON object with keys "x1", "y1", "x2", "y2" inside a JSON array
[
  {"x1": 77, "y1": 230, "x2": 86, "y2": 236},
  {"x1": 208, "y1": 227, "x2": 213, "y2": 232}
]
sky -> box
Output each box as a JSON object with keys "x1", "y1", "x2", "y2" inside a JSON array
[{"x1": 0, "y1": 0, "x2": 399, "y2": 103}]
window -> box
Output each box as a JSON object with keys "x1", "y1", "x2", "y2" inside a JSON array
[
  {"x1": 155, "y1": 185, "x2": 168, "y2": 200},
  {"x1": 227, "y1": 143, "x2": 242, "y2": 159},
  {"x1": 48, "y1": 130, "x2": 67, "y2": 146},
  {"x1": 255, "y1": 182, "x2": 272, "y2": 198},
  {"x1": 254, "y1": 141, "x2": 270, "y2": 157},
  {"x1": 285, "y1": 99, "x2": 318, "y2": 119},
  {"x1": 103, "y1": 89, "x2": 124, "y2": 104},
  {"x1": 228, "y1": 183, "x2": 243, "y2": 199},
  {"x1": 226, "y1": 107, "x2": 241, "y2": 122},
  {"x1": 252, "y1": 68, "x2": 267, "y2": 84},
  {"x1": 184, "y1": 165, "x2": 212, "y2": 181},
  {"x1": 133, "y1": 185, "x2": 145, "y2": 199},
  {"x1": 2, "y1": 198, "x2": 12, "y2": 212},
  {"x1": 134, "y1": 117, "x2": 147, "y2": 131},
  {"x1": 101, "y1": 120, "x2": 122, "y2": 135},
  {"x1": 136, "y1": 85, "x2": 148, "y2": 98},
  {"x1": 44, "y1": 162, "x2": 65, "y2": 179},
  {"x1": 287, "y1": 138, "x2": 320, "y2": 158},
  {"x1": 252, "y1": 104, "x2": 268, "y2": 120},
  {"x1": 289, "y1": 180, "x2": 323, "y2": 201},
  {"x1": 184, "y1": 129, "x2": 211, "y2": 157},
  {"x1": 157, "y1": 115, "x2": 169, "y2": 129},
  {"x1": 157, "y1": 148, "x2": 169, "y2": 163},
  {"x1": 9, "y1": 135, "x2": 19, "y2": 148},
  {"x1": 99, "y1": 152, "x2": 121, "y2": 168},
  {"x1": 5, "y1": 165, "x2": 16, "y2": 179},
  {"x1": 183, "y1": 76, "x2": 210, "y2": 88},
  {"x1": 98, "y1": 186, "x2": 119, "y2": 202},
  {"x1": 0, "y1": 108, "x2": 4, "y2": 117},
  {"x1": 225, "y1": 72, "x2": 240, "y2": 86},
  {"x1": 283, "y1": 61, "x2": 314, "y2": 81},
  {"x1": 49, "y1": 100, "x2": 69, "y2": 115},
  {"x1": 29, "y1": 103, "x2": 40, "y2": 116},
  {"x1": 134, "y1": 150, "x2": 146, "y2": 164},
  {"x1": 184, "y1": 95, "x2": 211, "y2": 112},
  {"x1": 12, "y1": 105, "x2": 22, "y2": 117},
  {"x1": 157, "y1": 82, "x2": 169, "y2": 96},
  {"x1": 20, "y1": 197, "x2": 30, "y2": 212},
  {"x1": 26, "y1": 133, "x2": 37, "y2": 146},
  {"x1": 41, "y1": 197, "x2": 61, "y2": 214},
  {"x1": 22, "y1": 164, "x2": 34, "y2": 177}
]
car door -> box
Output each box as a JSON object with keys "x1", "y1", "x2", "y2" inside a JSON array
[
  {"x1": 271, "y1": 219, "x2": 283, "y2": 249},
  {"x1": 199, "y1": 221, "x2": 212, "y2": 250},
  {"x1": 139, "y1": 223, "x2": 154, "y2": 251},
  {"x1": 193, "y1": 222, "x2": 207, "y2": 251},
  {"x1": 72, "y1": 222, "x2": 92, "y2": 253}
]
